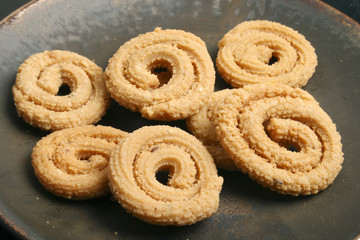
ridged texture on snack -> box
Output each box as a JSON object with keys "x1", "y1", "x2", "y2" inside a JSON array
[
  {"x1": 216, "y1": 20, "x2": 317, "y2": 88},
  {"x1": 186, "y1": 89, "x2": 237, "y2": 171},
  {"x1": 31, "y1": 125, "x2": 127, "y2": 200},
  {"x1": 12, "y1": 50, "x2": 111, "y2": 131},
  {"x1": 105, "y1": 27, "x2": 215, "y2": 121},
  {"x1": 212, "y1": 83, "x2": 343, "y2": 196},
  {"x1": 108, "y1": 125, "x2": 223, "y2": 225}
]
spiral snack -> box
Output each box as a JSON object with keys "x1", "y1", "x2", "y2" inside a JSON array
[
  {"x1": 31, "y1": 125, "x2": 127, "y2": 200},
  {"x1": 216, "y1": 20, "x2": 317, "y2": 88},
  {"x1": 12, "y1": 50, "x2": 110, "y2": 131},
  {"x1": 186, "y1": 89, "x2": 237, "y2": 171},
  {"x1": 212, "y1": 83, "x2": 343, "y2": 196},
  {"x1": 108, "y1": 125, "x2": 223, "y2": 225},
  {"x1": 105, "y1": 28, "x2": 216, "y2": 121}
]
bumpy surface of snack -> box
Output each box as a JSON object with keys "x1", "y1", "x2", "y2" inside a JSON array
[
  {"x1": 186, "y1": 89, "x2": 237, "y2": 171},
  {"x1": 108, "y1": 125, "x2": 223, "y2": 225},
  {"x1": 31, "y1": 125, "x2": 127, "y2": 200},
  {"x1": 216, "y1": 20, "x2": 317, "y2": 88},
  {"x1": 212, "y1": 83, "x2": 343, "y2": 196},
  {"x1": 105, "y1": 27, "x2": 215, "y2": 121},
  {"x1": 12, "y1": 50, "x2": 110, "y2": 131}
]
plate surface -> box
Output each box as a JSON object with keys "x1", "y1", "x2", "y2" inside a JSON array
[{"x1": 0, "y1": 0, "x2": 360, "y2": 239}]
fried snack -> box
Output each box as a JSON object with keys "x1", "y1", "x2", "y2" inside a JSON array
[
  {"x1": 216, "y1": 20, "x2": 317, "y2": 88},
  {"x1": 212, "y1": 83, "x2": 343, "y2": 196},
  {"x1": 105, "y1": 27, "x2": 215, "y2": 121},
  {"x1": 108, "y1": 125, "x2": 223, "y2": 225},
  {"x1": 186, "y1": 89, "x2": 237, "y2": 171},
  {"x1": 12, "y1": 50, "x2": 110, "y2": 131},
  {"x1": 31, "y1": 125, "x2": 127, "y2": 200}
]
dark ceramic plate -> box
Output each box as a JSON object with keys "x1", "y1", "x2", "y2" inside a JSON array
[{"x1": 1, "y1": 0, "x2": 360, "y2": 239}]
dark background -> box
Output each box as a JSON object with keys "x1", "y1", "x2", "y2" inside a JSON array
[{"x1": 0, "y1": 0, "x2": 359, "y2": 239}]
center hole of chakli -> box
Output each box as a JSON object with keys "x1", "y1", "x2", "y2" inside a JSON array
[
  {"x1": 264, "y1": 121, "x2": 300, "y2": 152},
  {"x1": 277, "y1": 140, "x2": 301, "y2": 152},
  {"x1": 268, "y1": 54, "x2": 278, "y2": 65},
  {"x1": 287, "y1": 144, "x2": 299, "y2": 152},
  {"x1": 149, "y1": 60, "x2": 173, "y2": 86},
  {"x1": 155, "y1": 165, "x2": 174, "y2": 186},
  {"x1": 79, "y1": 155, "x2": 91, "y2": 161},
  {"x1": 77, "y1": 151, "x2": 108, "y2": 162},
  {"x1": 156, "y1": 170, "x2": 171, "y2": 185},
  {"x1": 56, "y1": 83, "x2": 71, "y2": 96}
]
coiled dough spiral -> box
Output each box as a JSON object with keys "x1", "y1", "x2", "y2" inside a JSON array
[
  {"x1": 105, "y1": 28, "x2": 215, "y2": 121},
  {"x1": 31, "y1": 125, "x2": 127, "y2": 200},
  {"x1": 212, "y1": 83, "x2": 343, "y2": 196},
  {"x1": 12, "y1": 50, "x2": 110, "y2": 131},
  {"x1": 216, "y1": 20, "x2": 317, "y2": 88},
  {"x1": 108, "y1": 125, "x2": 223, "y2": 225}
]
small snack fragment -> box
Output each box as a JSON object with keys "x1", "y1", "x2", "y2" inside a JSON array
[
  {"x1": 12, "y1": 50, "x2": 110, "y2": 131},
  {"x1": 216, "y1": 20, "x2": 317, "y2": 88},
  {"x1": 186, "y1": 89, "x2": 237, "y2": 171},
  {"x1": 31, "y1": 125, "x2": 127, "y2": 200},
  {"x1": 105, "y1": 27, "x2": 216, "y2": 121},
  {"x1": 212, "y1": 83, "x2": 343, "y2": 196},
  {"x1": 108, "y1": 125, "x2": 223, "y2": 225}
]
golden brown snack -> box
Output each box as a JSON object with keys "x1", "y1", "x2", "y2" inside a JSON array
[
  {"x1": 212, "y1": 83, "x2": 343, "y2": 196},
  {"x1": 12, "y1": 50, "x2": 110, "y2": 131},
  {"x1": 186, "y1": 89, "x2": 237, "y2": 171},
  {"x1": 216, "y1": 20, "x2": 317, "y2": 88},
  {"x1": 31, "y1": 125, "x2": 127, "y2": 200},
  {"x1": 108, "y1": 125, "x2": 223, "y2": 225},
  {"x1": 105, "y1": 28, "x2": 215, "y2": 121}
]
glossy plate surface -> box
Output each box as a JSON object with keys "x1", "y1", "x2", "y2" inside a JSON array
[{"x1": 0, "y1": 0, "x2": 359, "y2": 239}]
